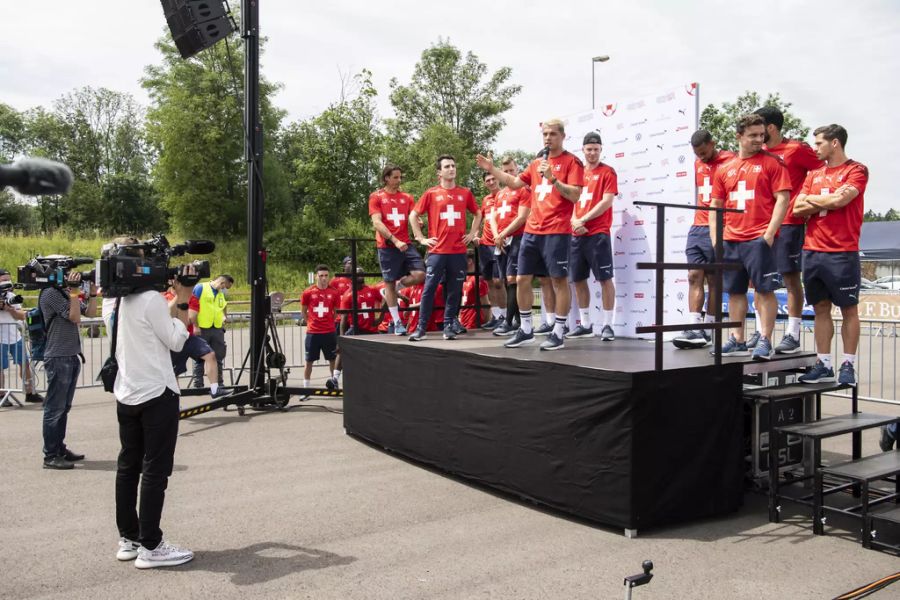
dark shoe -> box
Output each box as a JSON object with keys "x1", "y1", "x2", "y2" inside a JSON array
[
  {"x1": 25, "y1": 392, "x2": 45, "y2": 403},
  {"x1": 798, "y1": 360, "x2": 835, "y2": 384},
  {"x1": 325, "y1": 377, "x2": 339, "y2": 391},
  {"x1": 442, "y1": 328, "x2": 457, "y2": 340},
  {"x1": 451, "y1": 320, "x2": 467, "y2": 335},
  {"x1": 504, "y1": 329, "x2": 535, "y2": 348},
  {"x1": 539, "y1": 332, "x2": 565, "y2": 351},
  {"x1": 533, "y1": 322, "x2": 554, "y2": 336},
  {"x1": 745, "y1": 331, "x2": 761, "y2": 349},
  {"x1": 711, "y1": 334, "x2": 750, "y2": 357},
  {"x1": 837, "y1": 361, "x2": 856, "y2": 387},
  {"x1": 879, "y1": 424, "x2": 897, "y2": 452},
  {"x1": 751, "y1": 336, "x2": 773, "y2": 361},
  {"x1": 672, "y1": 329, "x2": 709, "y2": 349},
  {"x1": 492, "y1": 321, "x2": 517, "y2": 336},
  {"x1": 568, "y1": 324, "x2": 593, "y2": 339},
  {"x1": 408, "y1": 328, "x2": 427, "y2": 342},
  {"x1": 211, "y1": 387, "x2": 233, "y2": 399},
  {"x1": 480, "y1": 317, "x2": 500, "y2": 330},
  {"x1": 43, "y1": 456, "x2": 74, "y2": 470},
  {"x1": 63, "y1": 449, "x2": 85, "y2": 462},
  {"x1": 774, "y1": 333, "x2": 801, "y2": 354},
  {"x1": 598, "y1": 325, "x2": 615, "y2": 341}
]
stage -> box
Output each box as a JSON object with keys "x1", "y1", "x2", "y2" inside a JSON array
[{"x1": 341, "y1": 331, "x2": 815, "y2": 534}]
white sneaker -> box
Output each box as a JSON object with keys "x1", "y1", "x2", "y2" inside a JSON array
[
  {"x1": 117, "y1": 538, "x2": 140, "y2": 561},
  {"x1": 134, "y1": 540, "x2": 194, "y2": 569}
]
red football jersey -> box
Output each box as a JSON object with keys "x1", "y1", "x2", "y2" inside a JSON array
[
  {"x1": 301, "y1": 285, "x2": 342, "y2": 334},
  {"x1": 712, "y1": 152, "x2": 792, "y2": 242},
  {"x1": 480, "y1": 193, "x2": 497, "y2": 246},
  {"x1": 403, "y1": 283, "x2": 444, "y2": 331},
  {"x1": 340, "y1": 285, "x2": 382, "y2": 333},
  {"x1": 765, "y1": 140, "x2": 824, "y2": 225},
  {"x1": 694, "y1": 150, "x2": 736, "y2": 227},
  {"x1": 518, "y1": 151, "x2": 584, "y2": 235},
  {"x1": 494, "y1": 186, "x2": 530, "y2": 237},
  {"x1": 330, "y1": 276, "x2": 351, "y2": 296},
  {"x1": 459, "y1": 276, "x2": 489, "y2": 329},
  {"x1": 163, "y1": 291, "x2": 200, "y2": 335},
  {"x1": 414, "y1": 186, "x2": 479, "y2": 254},
  {"x1": 369, "y1": 188, "x2": 415, "y2": 249},
  {"x1": 801, "y1": 160, "x2": 869, "y2": 252},
  {"x1": 573, "y1": 163, "x2": 618, "y2": 237}
]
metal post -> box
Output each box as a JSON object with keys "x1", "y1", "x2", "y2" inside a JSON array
[
  {"x1": 591, "y1": 63, "x2": 596, "y2": 111},
  {"x1": 350, "y1": 239, "x2": 359, "y2": 332},
  {"x1": 654, "y1": 206, "x2": 665, "y2": 370},
  {"x1": 713, "y1": 207, "x2": 725, "y2": 366}
]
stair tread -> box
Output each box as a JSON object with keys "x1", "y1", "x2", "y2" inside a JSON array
[
  {"x1": 744, "y1": 381, "x2": 850, "y2": 400},
  {"x1": 822, "y1": 450, "x2": 900, "y2": 481},
  {"x1": 775, "y1": 412, "x2": 899, "y2": 439},
  {"x1": 870, "y1": 505, "x2": 900, "y2": 524}
]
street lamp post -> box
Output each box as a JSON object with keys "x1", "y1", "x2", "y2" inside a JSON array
[{"x1": 591, "y1": 55, "x2": 610, "y2": 110}]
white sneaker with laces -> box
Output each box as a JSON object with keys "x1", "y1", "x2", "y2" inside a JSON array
[
  {"x1": 134, "y1": 540, "x2": 194, "y2": 569},
  {"x1": 117, "y1": 538, "x2": 140, "y2": 561}
]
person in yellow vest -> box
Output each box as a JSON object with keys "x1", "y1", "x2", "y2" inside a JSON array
[{"x1": 188, "y1": 275, "x2": 233, "y2": 389}]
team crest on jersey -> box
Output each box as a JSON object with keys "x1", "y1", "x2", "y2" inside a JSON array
[
  {"x1": 813, "y1": 176, "x2": 823, "y2": 183},
  {"x1": 457, "y1": 195, "x2": 463, "y2": 200},
  {"x1": 554, "y1": 164, "x2": 561, "y2": 171},
  {"x1": 727, "y1": 168, "x2": 738, "y2": 177},
  {"x1": 752, "y1": 165, "x2": 762, "y2": 173}
]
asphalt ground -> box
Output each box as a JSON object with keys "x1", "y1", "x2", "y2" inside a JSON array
[{"x1": 1, "y1": 378, "x2": 899, "y2": 599}]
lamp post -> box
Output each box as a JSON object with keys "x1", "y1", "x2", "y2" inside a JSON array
[{"x1": 591, "y1": 55, "x2": 610, "y2": 110}]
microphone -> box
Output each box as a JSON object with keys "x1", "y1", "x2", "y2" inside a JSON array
[
  {"x1": 180, "y1": 240, "x2": 216, "y2": 255},
  {"x1": 0, "y1": 157, "x2": 74, "y2": 196},
  {"x1": 536, "y1": 146, "x2": 550, "y2": 160}
]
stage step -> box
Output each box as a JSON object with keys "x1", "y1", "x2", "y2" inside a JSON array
[
  {"x1": 744, "y1": 381, "x2": 849, "y2": 401},
  {"x1": 775, "y1": 413, "x2": 899, "y2": 440},
  {"x1": 822, "y1": 449, "x2": 900, "y2": 482},
  {"x1": 870, "y1": 505, "x2": 900, "y2": 526}
]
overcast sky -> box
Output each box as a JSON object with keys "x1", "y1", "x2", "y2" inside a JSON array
[{"x1": 3, "y1": 0, "x2": 898, "y2": 212}]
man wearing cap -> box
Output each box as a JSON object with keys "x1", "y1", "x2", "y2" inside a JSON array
[{"x1": 567, "y1": 132, "x2": 618, "y2": 341}]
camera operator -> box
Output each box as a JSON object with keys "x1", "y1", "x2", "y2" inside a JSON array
[
  {"x1": 113, "y1": 264, "x2": 196, "y2": 569},
  {"x1": 39, "y1": 266, "x2": 97, "y2": 470},
  {"x1": 0, "y1": 269, "x2": 44, "y2": 403}
]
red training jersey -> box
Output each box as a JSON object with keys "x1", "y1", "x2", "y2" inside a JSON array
[
  {"x1": 801, "y1": 160, "x2": 869, "y2": 253},
  {"x1": 712, "y1": 152, "x2": 792, "y2": 242},
  {"x1": 518, "y1": 151, "x2": 584, "y2": 235},
  {"x1": 340, "y1": 285, "x2": 382, "y2": 333},
  {"x1": 163, "y1": 291, "x2": 200, "y2": 335},
  {"x1": 480, "y1": 193, "x2": 497, "y2": 246},
  {"x1": 694, "y1": 150, "x2": 736, "y2": 227},
  {"x1": 765, "y1": 140, "x2": 824, "y2": 225},
  {"x1": 494, "y1": 186, "x2": 530, "y2": 237},
  {"x1": 414, "y1": 185, "x2": 479, "y2": 254},
  {"x1": 459, "y1": 276, "x2": 489, "y2": 330},
  {"x1": 573, "y1": 163, "x2": 618, "y2": 237},
  {"x1": 369, "y1": 188, "x2": 415, "y2": 249},
  {"x1": 301, "y1": 285, "x2": 342, "y2": 334}
]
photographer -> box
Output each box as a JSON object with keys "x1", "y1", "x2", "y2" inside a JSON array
[
  {"x1": 39, "y1": 265, "x2": 97, "y2": 470},
  {"x1": 113, "y1": 265, "x2": 195, "y2": 569},
  {"x1": 0, "y1": 269, "x2": 44, "y2": 403}
]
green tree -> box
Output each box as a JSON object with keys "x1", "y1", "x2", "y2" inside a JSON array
[
  {"x1": 864, "y1": 209, "x2": 883, "y2": 222},
  {"x1": 884, "y1": 208, "x2": 900, "y2": 221},
  {"x1": 700, "y1": 91, "x2": 810, "y2": 152},
  {"x1": 0, "y1": 103, "x2": 26, "y2": 162}
]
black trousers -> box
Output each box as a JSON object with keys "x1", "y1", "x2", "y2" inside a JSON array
[{"x1": 115, "y1": 388, "x2": 179, "y2": 550}]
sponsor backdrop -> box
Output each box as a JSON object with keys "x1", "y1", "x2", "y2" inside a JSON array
[{"x1": 557, "y1": 83, "x2": 700, "y2": 338}]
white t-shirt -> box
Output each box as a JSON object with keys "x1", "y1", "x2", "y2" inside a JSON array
[
  {"x1": 113, "y1": 290, "x2": 189, "y2": 406},
  {"x1": 0, "y1": 296, "x2": 23, "y2": 345}
]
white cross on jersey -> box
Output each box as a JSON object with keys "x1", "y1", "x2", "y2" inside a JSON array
[
  {"x1": 359, "y1": 302, "x2": 371, "y2": 318},
  {"x1": 313, "y1": 302, "x2": 328, "y2": 318},
  {"x1": 578, "y1": 187, "x2": 593, "y2": 209},
  {"x1": 729, "y1": 180, "x2": 755, "y2": 210},
  {"x1": 386, "y1": 207, "x2": 406, "y2": 227},
  {"x1": 697, "y1": 176, "x2": 713, "y2": 205},
  {"x1": 440, "y1": 206, "x2": 462, "y2": 226},
  {"x1": 496, "y1": 201, "x2": 512, "y2": 220},
  {"x1": 535, "y1": 177, "x2": 554, "y2": 202},
  {"x1": 818, "y1": 188, "x2": 830, "y2": 218}
]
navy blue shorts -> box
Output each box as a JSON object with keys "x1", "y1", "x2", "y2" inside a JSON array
[
  {"x1": 803, "y1": 250, "x2": 860, "y2": 307},
  {"x1": 685, "y1": 225, "x2": 715, "y2": 264},
  {"x1": 305, "y1": 332, "x2": 338, "y2": 362},
  {"x1": 171, "y1": 335, "x2": 213, "y2": 376},
  {"x1": 377, "y1": 246, "x2": 426, "y2": 283},
  {"x1": 477, "y1": 244, "x2": 499, "y2": 280},
  {"x1": 569, "y1": 233, "x2": 613, "y2": 282},
  {"x1": 723, "y1": 237, "x2": 783, "y2": 294},
  {"x1": 518, "y1": 233, "x2": 570, "y2": 278},
  {"x1": 773, "y1": 224, "x2": 804, "y2": 274},
  {"x1": 498, "y1": 236, "x2": 522, "y2": 279}
]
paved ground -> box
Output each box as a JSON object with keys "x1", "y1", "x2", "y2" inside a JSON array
[{"x1": 1, "y1": 382, "x2": 898, "y2": 600}]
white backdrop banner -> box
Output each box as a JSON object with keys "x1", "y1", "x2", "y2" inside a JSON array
[{"x1": 555, "y1": 83, "x2": 700, "y2": 338}]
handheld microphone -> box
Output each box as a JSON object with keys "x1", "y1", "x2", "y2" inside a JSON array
[
  {"x1": 536, "y1": 146, "x2": 550, "y2": 160},
  {"x1": 0, "y1": 157, "x2": 74, "y2": 196},
  {"x1": 180, "y1": 240, "x2": 216, "y2": 255}
]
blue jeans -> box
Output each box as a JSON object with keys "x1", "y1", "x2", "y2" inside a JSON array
[
  {"x1": 418, "y1": 253, "x2": 467, "y2": 331},
  {"x1": 43, "y1": 355, "x2": 81, "y2": 459}
]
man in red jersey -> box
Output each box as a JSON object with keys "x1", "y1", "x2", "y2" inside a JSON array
[
  {"x1": 408, "y1": 155, "x2": 482, "y2": 341},
  {"x1": 460, "y1": 251, "x2": 490, "y2": 330},
  {"x1": 793, "y1": 124, "x2": 868, "y2": 390},
  {"x1": 710, "y1": 113, "x2": 792, "y2": 360},
  {"x1": 491, "y1": 156, "x2": 531, "y2": 336},
  {"x1": 329, "y1": 268, "x2": 383, "y2": 390},
  {"x1": 752, "y1": 106, "x2": 824, "y2": 354},
  {"x1": 477, "y1": 172, "x2": 507, "y2": 330},
  {"x1": 300, "y1": 265, "x2": 341, "y2": 388},
  {"x1": 476, "y1": 118, "x2": 584, "y2": 351},
  {"x1": 369, "y1": 165, "x2": 426, "y2": 337},
  {"x1": 567, "y1": 132, "x2": 618, "y2": 341},
  {"x1": 326, "y1": 257, "x2": 353, "y2": 332},
  {"x1": 673, "y1": 130, "x2": 736, "y2": 349},
  {"x1": 404, "y1": 282, "x2": 445, "y2": 332}
]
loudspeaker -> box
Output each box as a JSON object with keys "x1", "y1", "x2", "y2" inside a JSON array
[{"x1": 160, "y1": 0, "x2": 234, "y2": 59}]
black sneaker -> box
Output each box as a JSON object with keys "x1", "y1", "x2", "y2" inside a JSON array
[
  {"x1": 567, "y1": 324, "x2": 593, "y2": 339},
  {"x1": 879, "y1": 424, "x2": 897, "y2": 452},
  {"x1": 504, "y1": 329, "x2": 535, "y2": 348},
  {"x1": 43, "y1": 456, "x2": 74, "y2": 470},
  {"x1": 325, "y1": 377, "x2": 339, "y2": 391},
  {"x1": 539, "y1": 332, "x2": 565, "y2": 351},
  {"x1": 533, "y1": 322, "x2": 554, "y2": 336},
  {"x1": 25, "y1": 392, "x2": 45, "y2": 403},
  {"x1": 211, "y1": 387, "x2": 233, "y2": 399},
  {"x1": 598, "y1": 325, "x2": 615, "y2": 341},
  {"x1": 408, "y1": 328, "x2": 427, "y2": 342},
  {"x1": 492, "y1": 321, "x2": 517, "y2": 336},
  {"x1": 672, "y1": 330, "x2": 709, "y2": 349},
  {"x1": 481, "y1": 317, "x2": 500, "y2": 330},
  {"x1": 62, "y1": 449, "x2": 85, "y2": 462},
  {"x1": 452, "y1": 320, "x2": 467, "y2": 335},
  {"x1": 442, "y1": 328, "x2": 457, "y2": 340}
]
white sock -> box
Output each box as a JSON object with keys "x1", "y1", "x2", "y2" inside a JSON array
[
  {"x1": 333, "y1": 369, "x2": 342, "y2": 380},
  {"x1": 388, "y1": 305, "x2": 401, "y2": 323},
  {"x1": 603, "y1": 310, "x2": 614, "y2": 328},
  {"x1": 520, "y1": 311, "x2": 533, "y2": 334},
  {"x1": 754, "y1": 316, "x2": 763, "y2": 334},
  {"x1": 210, "y1": 383, "x2": 219, "y2": 394},
  {"x1": 842, "y1": 354, "x2": 856, "y2": 366},
  {"x1": 579, "y1": 308, "x2": 592, "y2": 327},
  {"x1": 491, "y1": 306, "x2": 502, "y2": 319},
  {"x1": 818, "y1": 354, "x2": 832, "y2": 369},
  {"x1": 788, "y1": 317, "x2": 801, "y2": 339},
  {"x1": 303, "y1": 379, "x2": 311, "y2": 387},
  {"x1": 689, "y1": 312, "x2": 702, "y2": 324},
  {"x1": 553, "y1": 317, "x2": 567, "y2": 338},
  {"x1": 545, "y1": 312, "x2": 556, "y2": 326},
  {"x1": 705, "y1": 314, "x2": 717, "y2": 323}
]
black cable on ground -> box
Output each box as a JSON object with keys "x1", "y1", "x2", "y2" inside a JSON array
[{"x1": 833, "y1": 571, "x2": 900, "y2": 600}]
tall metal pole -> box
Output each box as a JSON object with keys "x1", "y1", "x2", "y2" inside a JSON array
[
  {"x1": 591, "y1": 63, "x2": 596, "y2": 110},
  {"x1": 243, "y1": 0, "x2": 266, "y2": 393}
]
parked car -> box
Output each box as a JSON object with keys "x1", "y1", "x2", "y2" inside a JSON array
[
  {"x1": 873, "y1": 275, "x2": 900, "y2": 291},
  {"x1": 861, "y1": 277, "x2": 889, "y2": 290}
]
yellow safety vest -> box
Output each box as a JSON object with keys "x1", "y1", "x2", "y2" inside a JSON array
[{"x1": 196, "y1": 282, "x2": 227, "y2": 328}]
